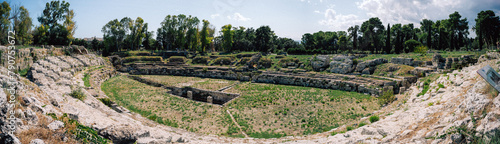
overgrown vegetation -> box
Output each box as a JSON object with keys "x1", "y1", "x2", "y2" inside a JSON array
[
  {"x1": 378, "y1": 88, "x2": 395, "y2": 106},
  {"x1": 69, "y1": 88, "x2": 86, "y2": 101},
  {"x1": 98, "y1": 98, "x2": 113, "y2": 107}
]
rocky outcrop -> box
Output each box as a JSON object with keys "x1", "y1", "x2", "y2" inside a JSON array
[
  {"x1": 355, "y1": 58, "x2": 388, "y2": 74},
  {"x1": 328, "y1": 56, "x2": 357, "y2": 74},
  {"x1": 311, "y1": 55, "x2": 331, "y2": 71}
]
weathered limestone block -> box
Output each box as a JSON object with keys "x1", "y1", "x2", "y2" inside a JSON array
[
  {"x1": 207, "y1": 96, "x2": 213, "y2": 104},
  {"x1": 187, "y1": 91, "x2": 193, "y2": 99},
  {"x1": 391, "y1": 57, "x2": 414, "y2": 66},
  {"x1": 356, "y1": 58, "x2": 388, "y2": 72},
  {"x1": 311, "y1": 55, "x2": 331, "y2": 71}
]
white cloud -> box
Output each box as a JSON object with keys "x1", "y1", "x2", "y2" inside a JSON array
[
  {"x1": 314, "y1": 10, "x2": 321, "y2": 14},
  {"x1": 356, "y1": 0, "x2": 467, "y2": 27},
  {"x1": 210, "y1": 14, "x2": 221, "y2": 19},
  {"x1": 318, "y1": 9, "x2": 364, "y2": 31},
  {"x1": 227, "y1": 13, "x2": 251, "y2": 22}
]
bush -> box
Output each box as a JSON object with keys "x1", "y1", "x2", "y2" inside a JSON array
[
  {"x1": 438, "y1": 83, "x2": 445, "y2": 89},
  {"x1": 414, "y1": 45, "x2": 428, "y2": 56},
  {"x1": 346, "y1": 126, "x2": 353, "y2": 131},
  {"x1": 404, "y1": 39, "x2": 422, "y2": 53},
  {"x1": 238, "y1": 57, "x2": 251, "y2": 65},
  {"x1": 212, "y1": 57, "x2": 233, "y2": 65},
  {"x1": 168, "y1": 56, "x2": 186, "y2": 63},
  {"x1": 275, "y1": 55, "x2": 285, "y2": 59},
  {"x1": 69, "y1": 88, "x2": 86, "y2": 101},
  {"x1": 192, "y1": 56, "x2": 209, "y2": 64},
  {"x1": 278, "y1": 57, "x2": 299, "y2": 67},
  {"x1": 369, "y1": 115, "x2": 379, "y2": 123},
  {"x1": 378, "y1": 88, "x2": 395, "y2": 106},
  {"x1": 122, "y1": 56, "x2": 163, "y2": 63},
  {"x1": 258, "y1": 57, "x2": 273, "y2": 68},
  {"x1": 98, "y1": 98, "x2": 113, "y2": 107}
]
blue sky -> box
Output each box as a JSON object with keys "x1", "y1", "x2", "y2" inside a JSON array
[{"x1": 7, "y1": 0, "x2": 500, "y2": 40}]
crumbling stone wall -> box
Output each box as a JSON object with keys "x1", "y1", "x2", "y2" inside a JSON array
[{"x1": 252, "y1": 72, "x2": 394, "y2": 96}]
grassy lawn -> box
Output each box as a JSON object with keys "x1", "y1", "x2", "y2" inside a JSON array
[
  {"x1": 102, "y1": 75, "x2": 380, "y2": 138},
  {"x1": 224, "y1": 82, "x2": 379, "y2": 137},
  {"x1": 102, "y1": 75, "x2": 231, "y2": 135},
  {"x1": 137, "y1": 75, "x2": 237, "y2": 91}
]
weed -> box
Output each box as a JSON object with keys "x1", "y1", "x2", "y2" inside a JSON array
[{"x1": 428, "y1": 102, "x2": 434, "y2": 106}]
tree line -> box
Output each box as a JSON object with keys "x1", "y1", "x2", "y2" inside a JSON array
[{"x1": 1, "y1": 1, "x2": 499, "y2": 56}]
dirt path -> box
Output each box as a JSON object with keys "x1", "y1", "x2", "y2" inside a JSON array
[{"x1": 226, "y1": 110, "x2": 249, "y2": 138}]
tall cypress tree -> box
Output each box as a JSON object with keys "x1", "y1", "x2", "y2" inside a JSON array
[
  {"x1": 427, "y1": 24, "x2": 432, "y2": 49},
  {"x1": 385, "y1": 24, "x2": 391, "y2": 54}
]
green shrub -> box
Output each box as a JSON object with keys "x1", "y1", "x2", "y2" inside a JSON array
[
  {"x1": 258, "y1": 57, "x2": 273, "y2": 68},
  {"x1": 17, "y1": 68, "x2": 30, "y2": 77},
  {"x1": 238, "y1": 57, "x2": 251, "y2": 65},
  {"x1": 168, "y1": 56, "x2": 186, "y2": 63},
  {"x1": 414, "y1": 45, "x2": 428, "y2": 56},
  {"x1": 98, "y1": 98, "x2": 113, "y2": 107},
  {"x1": 69, "y1": 88, "x2": 86, "y2": 101},
  {"x1": 438, "y1": 83, "x2": 445, "y2": 89},
  {"x1": 346, "y1": 126, "x2": 353, "y2": 131},
  {"x1": 122, "y1": 56, "x2": 163, "y2": 63},
  {"x1": 369, "y1": 115, "x2": 379, "y2": 123},
  {"x1": 212, "y1": 57, "x2": 233, "y2": 65},
  {"x1": 378, "y1": 88, "x2": 395, "y2": 106},
  {"x1": 278, "y1": 57, "x2": 299, "y2": 67},
  {"x1": 275, "y1": 55, "x2": 285, "y2": 59},
  {"x1": 192, "y1": 56, "x2": 209, "y2": 64}
]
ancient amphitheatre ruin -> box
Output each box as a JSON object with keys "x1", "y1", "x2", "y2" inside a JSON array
[{"x1": 1, "y1": 0, "x2": 500, "y2": 143}]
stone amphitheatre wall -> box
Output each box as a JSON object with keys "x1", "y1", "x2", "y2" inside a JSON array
[
  {"x1": 122, "y1": 64, "x2": 402, "y2": 96},
  {"x1": 128, "y1": 75, "x2": 239, "y2": 105},
  {"x1": 252, "y1": 72, "x2": 393, "y2": 95}
]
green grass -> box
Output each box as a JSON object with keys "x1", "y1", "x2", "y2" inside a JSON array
[
  {"x1": 102, "y1": 75, "x2": 380, "y2": 138},
  {"x1": 102, "y1": 75, "x2": 226, "y2": 134},
  {"x1": 83, "y1": 73, "x2": 91, "y2": 87},
  {"x1": 225, "y1": 82, "x2": 378, "y2": 136}
]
